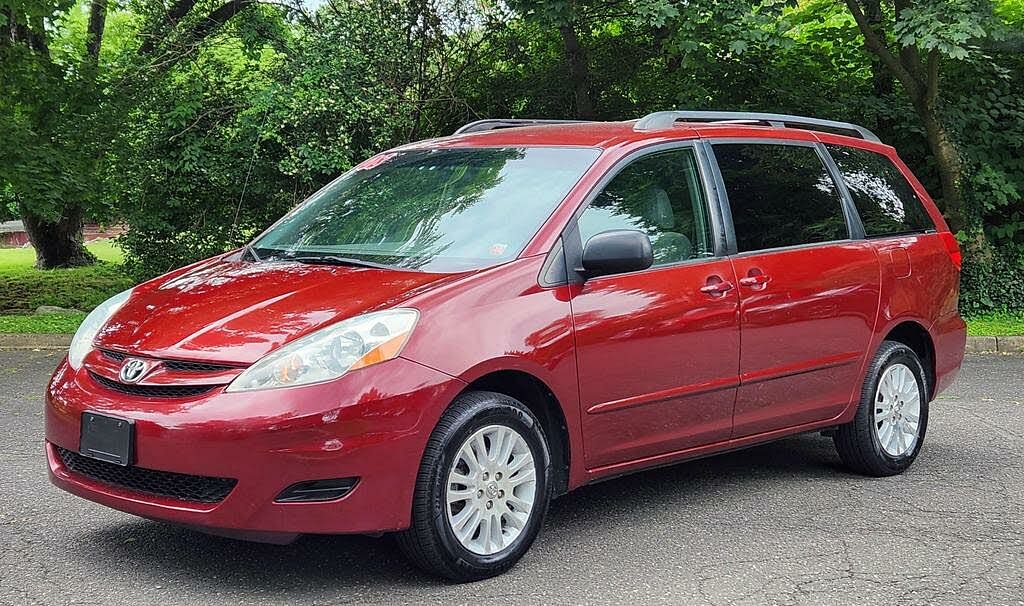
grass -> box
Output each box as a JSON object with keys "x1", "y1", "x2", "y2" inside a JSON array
[
  {"x1": 0, "y1": 313, "x2": 86, "y2": 334},
  {"x1": 965, "y1": 312, "x2": 1024, "y2": 337},
  {"x1": 0, "y1": 240, "x2": 123, "y2": 270},
  {"x1": 0, "y1": 241, "x2": 134, "y2": 333}
]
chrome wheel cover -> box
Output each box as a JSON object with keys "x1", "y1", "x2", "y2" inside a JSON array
[
  {"x1": 874, "y1": 363, "x2": 922, "y2": 457},
  {"x1": 445, "y1": 424, "x2": 537, "y2": 555}
]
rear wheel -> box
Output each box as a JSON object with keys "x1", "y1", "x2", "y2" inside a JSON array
[
  {"x1": 834, "y1": 340, "x2": 929, "y2": 476},
  {"x1": 396, "y1": 391, "x2": 550, "y2": 582}
]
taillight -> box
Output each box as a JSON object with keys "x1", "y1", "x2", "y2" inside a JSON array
[{"x1": 939, "y1": 231, "x2": 962, "y2": 270}]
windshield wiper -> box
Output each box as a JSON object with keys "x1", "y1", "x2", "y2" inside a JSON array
[
  {"x1": 289, "y1": 255, "x2": 395, "y2": 270},
  {"x1": 243, "y1": 245, "x2": 261, "y2": 262}
]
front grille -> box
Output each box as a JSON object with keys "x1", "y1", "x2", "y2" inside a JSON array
[
  {"x1": 88, "y1": 371, "x2": 216, "y2": 398},
  {"x1": 163, "y1": 359, "x2": 239, "y2": 373},
  {"x1": 57, "y1": 447, "x2": 237, "y2": 503},
  {"x1": 101, "y1": 350, "x2": 239, "y2": 373},
  {"x1": 101, "y1": 349, "x2": 127, "y2": 362}
]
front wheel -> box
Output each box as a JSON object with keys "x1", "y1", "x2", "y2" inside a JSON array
[
  {"x1": 834, "y1": 340, "x2": 929, "y2": 476},
  {"x1": 396, "y1": 391, "x2": 550, "y2": 582}
]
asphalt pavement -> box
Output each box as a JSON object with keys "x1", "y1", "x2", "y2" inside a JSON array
[{"x1": 1, "y1": 350, "x2": 1021, "y2": 605}]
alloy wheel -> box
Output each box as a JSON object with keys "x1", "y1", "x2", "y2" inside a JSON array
[
  {"x1": 874, "y1": 363, "x2": 922, "y2": 457},
  {"x1": 445, "y1": 424, "x2": 537, "y2": 555}
]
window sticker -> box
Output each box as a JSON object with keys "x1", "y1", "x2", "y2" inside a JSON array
[{"x1": 354, "y1": 152, "x2": 398, "y2": 171}]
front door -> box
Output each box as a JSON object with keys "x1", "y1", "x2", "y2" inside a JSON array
[
  {"x1": 708, "y1": 141, "x2": 880, "y2": 437},
  {"x1": 569, "y1": 145, "x2": 741, "y2": 470}
]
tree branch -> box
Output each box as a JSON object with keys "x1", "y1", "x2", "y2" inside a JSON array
[
  {"x1": 891, "y1": 0, "x2": 927, "y2": 84},
  {"x1": 138, "y1": 0, "x2": 200, "y2": 54},
  {"x1": 843, "y1": 0, "x2": 921, "y2": 101},
  {"x1": 139, "y1": 0, "x2": 256, "y2": 58},
  {"x1": 187, "y1": 0, "x2": 255, "y2": 45},
  {"x1": 167, "y1": 0, "x2": 200, "y2": 23}
]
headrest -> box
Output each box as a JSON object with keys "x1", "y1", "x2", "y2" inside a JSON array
[{"x1": 644, "y1": 187, "x2": 674, "y2": 230}]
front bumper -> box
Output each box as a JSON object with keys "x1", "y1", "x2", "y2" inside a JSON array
[{"x1": 45, "y1": 356, "x2": 465, "y2": 537}]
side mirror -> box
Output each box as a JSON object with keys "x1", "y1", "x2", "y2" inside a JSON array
[{"x1": 580, "y1": 229, "x2": 654, "y2": 279}]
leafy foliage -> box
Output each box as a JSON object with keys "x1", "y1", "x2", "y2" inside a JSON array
[
  {"x1": 0, "y1": 0, "x2": 93, "y2": 220},
  {"x1": 2, "y1": 0, "x2": 1024, "y2": 314},
  {"x1": 109, "y1": 24, "x2": 294, "y2": 277},
  {"x1": 960, "y1": 248, "x2": 1024, "y2": 316},
  {"x1": 895, "y1": 0, "x2": 1001, "y2": 59},
  {"x1": 108, "y1": 0, "x2": 503, "y2": 277}
]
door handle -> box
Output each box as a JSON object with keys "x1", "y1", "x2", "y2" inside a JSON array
[
  {"x1": 739, "y1": 273, "x2": 771, "y2": 288},
  {"x1": 700, "y1": 277, "x2": 734, "y2": 295}
]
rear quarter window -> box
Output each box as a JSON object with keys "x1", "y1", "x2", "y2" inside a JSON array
[{"x1": 826, "y1": 145, "x2": 935, "y2": 237}]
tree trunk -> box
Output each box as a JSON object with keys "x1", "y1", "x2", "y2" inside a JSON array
[
  {"x1": 916, "y1": 104, "x2": 966, "y2": 234},
  {"x1": 559, "y1": 23, "x2": 596, "y2": 120},
  {"x1": 85, "y1": 0, "x2": 108, "y2": 62},
  {"x1": 864, "y1": 0, "x2": 897, "y2": 135},
  {"x1": 863, "y1": 1, "x2": 894, "y2": 98},
  {"x1": 19, "y1": 203, "x2": 97, "y2": 269}
]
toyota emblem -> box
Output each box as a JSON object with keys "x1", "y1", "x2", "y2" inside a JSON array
[{"x1": 119, "y1": 358, "x2": 149, "y2": 383}]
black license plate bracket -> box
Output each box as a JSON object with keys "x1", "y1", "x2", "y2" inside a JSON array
[{"x1": 79, "y1": 412, "x2": 134, "y2": 466}]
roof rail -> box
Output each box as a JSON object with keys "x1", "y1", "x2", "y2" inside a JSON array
[
  {"x1": 454, "y1": 119, "x2": 591, "y2": 135},
  {"x1": 633, "y1": 110, "x2": 881, "y2": 143}
]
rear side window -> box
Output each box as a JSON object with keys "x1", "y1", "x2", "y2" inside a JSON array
[
  {"x1": 827, "y1": 145, "x2": 935, "y2": 237},
  {"x1": 712, "y1": 143, "x2": 848, "y2": 252},
  {"x1": 577, "y1": 148, "x2": 713, "y2": 266}
]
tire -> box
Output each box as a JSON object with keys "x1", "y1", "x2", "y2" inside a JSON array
[
  {"x1": 834, "y1": 340, "x2": 929, "y2": 476},
  {"x1": 396, "y1": 390, "x2": 551, "y2": 582}
]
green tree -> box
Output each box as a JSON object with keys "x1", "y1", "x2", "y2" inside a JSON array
[
  {"x1": 1, "y1": 0, "x2": 106, "y2": 268},
  {"x1": 840, "y1": 0, "x2": 1006, "y2": 233},
  {"x1": 110, "y1": 0, "x2": 502, "y2": 278}
]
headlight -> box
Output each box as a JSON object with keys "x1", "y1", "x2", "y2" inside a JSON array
[
  {"x1": 68, "y1": 289, "x2": 133, "y2": 369},
  {"x1": 226, "y1": 308, "x2": 419, "y2": 392}
]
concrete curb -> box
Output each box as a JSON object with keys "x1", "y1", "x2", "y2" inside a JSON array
[{"x1": 968, "y1": 335, "x2": 1024, "y2": 354}]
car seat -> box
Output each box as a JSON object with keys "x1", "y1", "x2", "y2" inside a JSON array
[{"x1": 643, "y1": 186, "x2": 692, "y2": 263}]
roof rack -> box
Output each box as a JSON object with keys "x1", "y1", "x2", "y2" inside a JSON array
[
  {"x1": 633, "y1": 110, "x2": 881, "y2": 142},
  {"x1": 453, "y1": 119, "x2": 591, "y2": 135}
]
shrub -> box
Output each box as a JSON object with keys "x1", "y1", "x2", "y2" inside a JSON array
[
  {"x1": 959, "y1": 246, "x2": 1024, "y2": 317},
  {"x1": 0, "y1": 263, "x2": 135, "y2": 314}
]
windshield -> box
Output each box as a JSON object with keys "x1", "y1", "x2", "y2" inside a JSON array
[{"x1": 252, "y1": 147, "x2": 601, "y2": 272}]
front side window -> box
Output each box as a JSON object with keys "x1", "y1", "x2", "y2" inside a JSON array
[
  {"x1": 577, "y1": 148, "x2": 713, "y2": 267},
  {"x1": 827, "y1": 145, "x2": 935, "y2": 237},
  {"x1": 253, "y1": 147, "x2": 601, "y2": 272},
  {"x1": 713, "y1": 143, "x2": 848, "y2": 253}
]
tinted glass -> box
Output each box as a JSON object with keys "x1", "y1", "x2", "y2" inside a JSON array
[
  {"x1": 578, "y1": 148, "x2": 712, "y2": 266},
  {"x1": 713, "y1": 143, "x2": 848, "y2": 252},
  {"x1": 254, "y1": 147, "x2": 601, "y2": 272},
  {"x1": 827, "y1": 145, "x2": 935, "y2": 237}
]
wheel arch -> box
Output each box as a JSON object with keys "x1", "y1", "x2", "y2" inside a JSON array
[
  {"x1": 461, "y1": 370, "x2": 571, "y2": 497},
  {"x1": 882, "y1": 320, "x2": 936, "y2": 399}
]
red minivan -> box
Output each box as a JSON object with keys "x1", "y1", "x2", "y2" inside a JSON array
[{"x1": 45, "y1": 111, "x2": 966, "y2": 581}]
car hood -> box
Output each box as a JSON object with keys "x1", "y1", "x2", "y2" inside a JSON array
[{"x1": 94, "y1": 256, "x2": 463, "y2": 364}]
